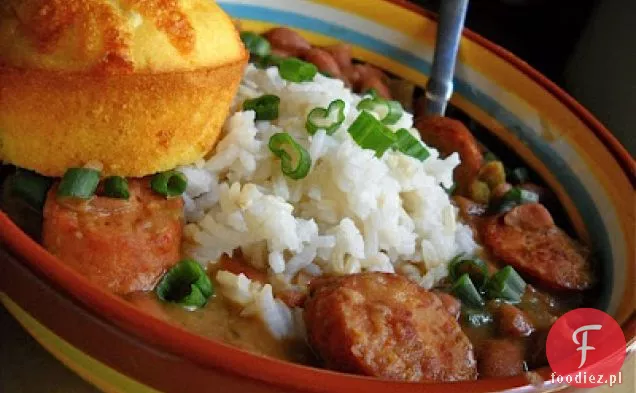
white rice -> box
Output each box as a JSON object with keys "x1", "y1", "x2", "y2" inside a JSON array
[{"x1": 181, "y1": 64, "x2": 479, "y2": 339}]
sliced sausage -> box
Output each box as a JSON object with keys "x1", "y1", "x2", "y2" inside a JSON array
[
  {"x1": 42, "y1": 179, "x2": 183, "y2": 294},
  {"x1": 477, "y1": 339, "x2": 526, "y2": 378},
  {"x1": 434, "y1": 291, "x2": 461, "y2": 320},
  {"x1": 304, "y1": 273, "x2": 477, "y2": 382},
  {"x1": 263, "y1": 27, "x2": 311, "y2": 57},
  {"x1": 482, "y1": 204, "x2": 594, "y2": 290},
  {"x1": 495, "y1": 303, "x2": 535, "y2": 337},
  {"x1": 415, "y1": 116, "x2": 484, "y2": 196}
]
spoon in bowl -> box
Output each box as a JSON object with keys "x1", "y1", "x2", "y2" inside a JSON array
[{"x1": 424, "y1": 0, "x2": 470, "y2": 116}]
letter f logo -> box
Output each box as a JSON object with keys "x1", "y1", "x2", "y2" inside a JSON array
[{"x1": 572, "y1": 324, "x2": 602, "y2": 368}]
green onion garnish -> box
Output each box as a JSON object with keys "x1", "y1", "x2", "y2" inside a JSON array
[
  {"x1": 363, "y1": 88, "x2": 378, "y2": 99},
  {"x1": 243, "y1": 95, "x2": 280, "y2": 121},
  {"x1": 462, "y1": 308, "x2": 494, "y2": 327},
  {"x1": 240, "y1": 31, "x2": 271, "y2": 58},
  {"x1": 347, "y1": 111, "x2": 397, "y2": 157},
  {"x1": 509, "y1": 167, "x2": 529, "y2": 185},
  {"x1": 255, "y1": 54, "x2": 284, "y2": 69},
  {"x1": 306, "y1": 99, "x2": 346, "y2": 135},
  {"x1": 155, "y1": 259, "x2": 214, "y2": 309},
  {"x1": 278, "y1": 58, "x2": 318, "y2": 82},
  {"x1": 268, "y1": 132, "x2": 311, "y2": 180},
  {"x1": 103, "y1": 176, "x2": 129, "y2": 199},
  {"x1": 393, "y1": 129, "x2": 430, "y2": 161},
  {"x1": 449, "y1": 256, "x2": 489, "y2": 290},
  {"x1": 486, "y1": 266, "x2": 527, "y2": 304},
  {"x1": 493, "y1": 186, "x2": 539, "y2": 213},
  {"x1": 357, "y1": 98, "x2": 403, "y2": 125},
  {"x1": 57, "y1": 168, "x2": 100, "y2": 199},
  {"x1": 443, "y1": 183, "x2": 457, "y2": 196},
  {"x1": 150, "y1": 170, "x2": 187, "y2": 198},
  {"x1": 452, "y1": 273, "x2": 485, "y2": 308},
  {"x1": 9, "y1": 169, "x2": 52, "y2": 210}
]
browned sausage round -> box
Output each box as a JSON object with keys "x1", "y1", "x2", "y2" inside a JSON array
[
  {"x1": 303, "y1": 47, "x2": 342, "y2": 78},
  {"x1": 304, "y1": 273, "x2": 477, "y2": 382},
  {"x1": 477, "y1": 339, "x2": 526, "y2": 378},
  {"x1": 42, "y1": 179, "x2": 183, "y2": 294},
  {"x1": 434, "y1": 291, "x2": 461, "y2": 320},
  {"x1": 482, "y1": 204, "x2": 594, "y2": 290},
  {"x1": 263, "y1": 27, "x2": 311, "y2": 58},
  {"x1": 415, "y1": 116, "x2": 484, "y2": 196}
]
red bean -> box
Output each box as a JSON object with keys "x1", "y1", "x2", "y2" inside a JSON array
[
  {"x1": 359, "y1": 75, "x2": 391, "y2": 99},
  {"x1": 503, "y1": 203, "x2": 555, "y2": 231},
  {"x1": 324, "y1": 43, "x2": 353, "y2": 71},
  {"x1": 270, "y1": 48, "x2": 293, "y2": 58},
  {"x1": 496, "y1": 303, "x2": 535, "y2": 337},
  {"x1": 303, "y1": 47, "x2": 342, "y2": 78},
  {"x1": 264, "y1": 27, "x2": 311, "y2": 57}
]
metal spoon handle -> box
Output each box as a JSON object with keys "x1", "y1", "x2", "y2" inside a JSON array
[{"x1": 424, "y1": 0, "x2": 470, "y2": 116}]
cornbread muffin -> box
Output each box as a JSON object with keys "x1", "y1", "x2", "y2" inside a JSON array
[{"x1": 0, "y1": 0, "x2": 248, "y2": 176}]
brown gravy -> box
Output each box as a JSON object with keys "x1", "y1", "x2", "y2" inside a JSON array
[{"x1": 126, "y1": 284, "x2": 314, "y2": 365}]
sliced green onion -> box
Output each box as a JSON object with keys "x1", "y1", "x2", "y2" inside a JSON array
[
  {"x1": 357, "y1": 98, "x2": 403, "y2": 125},
  {"x1": 103, "y1": 176, "x2": 129, "y2": 199},
  {"x1": 9, "y1": 169, "x2": 52, "y2": 210},
  {"x1": 449, "y1": 257, "x2": 489, "y2": 290},
  {"x1": 306, "y1": 99, "x2": 345, "y2": 135},
  {"x1": 268, "y1": 132, "x2": 311, "y2": 180},
  {"x1": 57, "y1": 168, "x2": 100, "y2": 199},
  {"x1": 462, "y1": 308, "x2": 494, "y2": 327},
  {"x1": 363, "y1": 88, "x2": 378, "y2": 99},
  {"x1": 240, "y1": 32, "x2": 271, "y2": 58},
  {"x1": 243, "y1": 95, "x2": 280, "y2": 121},
  {"x1": 278, "y1": 57, "x2": 317, "y2": 82},
  {"x1": 151, "y1": 170, "x2": 187, "y2": 198},
  {"x1": 156, "y1": 259, "x2": 214, "y2": 309},
  {"x1": 486, "y1": 266, "x2": 527, "y2": 304},
  {"x1": 256, "y1": 54, "x2": 284, "y2": 69},
  {"x1": 452, "y1": 273, "x2": 485, "y2": 308},
  {"x1": 443, "y1": 183, "x2": 457, "y2": 196},
  {"x1": 509, "y1": 167, "x2": 529, "y2": 185},
  {"x1": 347, "y1": 111, "x2": 397, "y2": 157},
  {"x1": 393, "y1": 128, "x2": 430, "y2": 161},
  {"x1": 493, "y1": 186, "x2": 539, "y2": 213}
]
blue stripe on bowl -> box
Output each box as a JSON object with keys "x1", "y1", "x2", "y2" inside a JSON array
[{"x1": 219, "y1": 2, "x2": 613, "y2": 309}]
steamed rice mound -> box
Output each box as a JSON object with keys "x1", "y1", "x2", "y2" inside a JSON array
[{"x1": 180, "y1": 64, "x2": 478, "y2": 339}]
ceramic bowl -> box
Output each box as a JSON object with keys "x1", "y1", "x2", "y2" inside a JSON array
[{"x1": 0, "y1": 1, "x2": 634, "y2": 392}]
